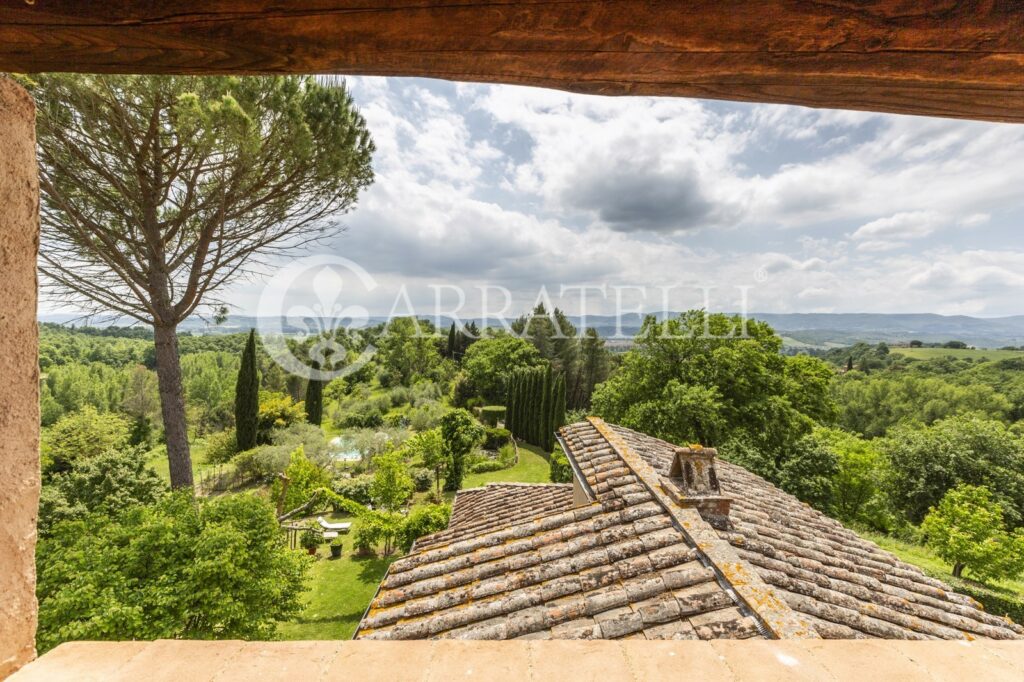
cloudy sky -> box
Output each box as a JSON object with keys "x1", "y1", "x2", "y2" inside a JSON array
[{"x1": 226, "y1": 77, "x2": 1024, "y2": 319}]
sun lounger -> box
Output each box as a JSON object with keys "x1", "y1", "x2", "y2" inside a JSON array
[{"x1": 317, "y1": 516, "x2": 352, "y2": 533}]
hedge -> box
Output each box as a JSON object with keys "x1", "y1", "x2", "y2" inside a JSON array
[{"x1": 480, "y1": 405, "x2": 506, "y2": 427}]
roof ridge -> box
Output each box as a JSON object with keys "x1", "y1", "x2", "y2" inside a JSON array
[{"x1": 585, "y1": 416, "x2": 820, "y2": 640}]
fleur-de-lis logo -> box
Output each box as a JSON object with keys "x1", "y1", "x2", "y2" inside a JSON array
[{"x1": 257, "y1": 256, "x2": 378, "y2": 381}]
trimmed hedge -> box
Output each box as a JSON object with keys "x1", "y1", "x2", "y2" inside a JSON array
[
  {"x1": 480, "y1": 405, "x2": 506, "y2": 427},
  {"x1": 483, "y1": 427, "x2": 511, "y2": 450}
]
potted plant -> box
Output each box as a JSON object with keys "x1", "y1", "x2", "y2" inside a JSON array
[
  {"x1": 329, "y1": 537, "x2": 343, "y2": 559},
  {"x1": 300, "y1": 529, "x2": 320, "y2": 556}
]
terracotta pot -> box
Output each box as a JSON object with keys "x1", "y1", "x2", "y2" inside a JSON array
[{"x1": 307, "y1": 546, "x2": 317, "y2": 556}]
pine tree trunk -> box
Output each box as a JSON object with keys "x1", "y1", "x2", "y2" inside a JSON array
[{"x1": 153, "y1": 323, "x2": 194, "y2": 489}]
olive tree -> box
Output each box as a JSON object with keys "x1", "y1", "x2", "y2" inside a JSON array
[{"x1": 25, "y1": 74, "x2": 374, "y2": 488}]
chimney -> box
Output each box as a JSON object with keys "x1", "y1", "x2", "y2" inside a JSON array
[{"x1": 660, "y1": 446, "x2": 732, "y2": 529}]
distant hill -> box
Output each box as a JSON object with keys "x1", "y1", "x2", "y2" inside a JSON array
[{"x1": 39, "y1": 311, "x2": 1024, "y2": 349}]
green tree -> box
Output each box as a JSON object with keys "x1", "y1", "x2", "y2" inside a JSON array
[
  {"x1": 462, "y1": 335, "x2": 543, "y2": 403},
  {"x1": 552, "y1": 372, "x2": 567, "y2": 431},
  {"x1": 271, "y1": 444, "x2": 332, "y2": 514},
  {"x1": 576, "y1": 327, "x2": 611, "y2": 408},
  {"x1": 921, "y1": 485, "x2": 1024, "y2": 580},
  {"x1": 37, "y1": 492, "x2": 309, "y2": 652},
  {"x1": 257, "y1": 391, "x2": 306, "y2": 444},
  {"x1": 446, "y1": 323, "x2": 457, "y2": 359},
  {"x1": 235, "y1": 330, "x2": 260, "y2": 451},
  {"x1": 42, "y1": 406, "x2": 131, "y2": 475},
  {"x1": 38, "y1": 448, "x2": 166, "y2": 537},
  {"x1": 441, "y1": 409, "x2": 484, "y2": 492},
  {"x1": 883, "y1": 415, "x2": 1024, "y2": 525},
  {"x1": 305, "y1": 361, "x2": 324, "y2": 426},
  {"x1": 540, "y1": 364, "x2": 553, "y2": 451},
  {"x1": 375, "y1": 317, "x2": 442, "y2": 386},
  {"x1": 404, "y1": 429, "x2": 446, "y2": 496},
  {"x1": 370, "y1": 450, "x2": 414, "y2": 513},
  {"x1": 814, "y1": 427, "x2": 891, "y2": 528},
  {"x1": 399, "y1": 504, "x2": 452, "y2": 552},
  {"x1": 27, "y1": 74, "x2": 374, "y2": 488},
  {"x1": 592, "y1": 311, "x2": 833, "y2": 466}
]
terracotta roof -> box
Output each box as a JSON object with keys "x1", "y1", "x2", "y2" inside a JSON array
[
  {"x1": 355, "y1": 419, "x2": 1023, "y2": 641},
  {"x1": 414, "y1": 483, "x2": 574, "y2": 551}
]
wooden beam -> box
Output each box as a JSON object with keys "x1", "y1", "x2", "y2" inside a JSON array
[{"x1": 1, "y1": 1, "x2": 1022, "y2": 122}]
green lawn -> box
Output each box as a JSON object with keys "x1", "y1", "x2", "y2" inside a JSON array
[
  {"x1": 278, "y1": 550, "x2": 394, "y2": 640},
  {"x1": 145, "y1": 439, "x2": 219, "y2": 484},
  {"x1": 461, "y1": 443, "x2": 552, "y2": 488},
  {"x1": 892, "y1": 347, "x2": 1024, "y2": 362}
]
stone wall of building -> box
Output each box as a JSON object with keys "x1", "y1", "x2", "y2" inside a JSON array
[{"x1": 0, "y1": 75, "x2": 40, "y2": 679}]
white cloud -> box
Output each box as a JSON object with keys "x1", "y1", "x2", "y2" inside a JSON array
[{"x1": 192, "y1": 78, "x2": 1024, "y2": 319}]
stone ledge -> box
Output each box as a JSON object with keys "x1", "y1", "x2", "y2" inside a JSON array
[{"x1": 9, "y1": 640, "x2": 1024, "y2": 681}]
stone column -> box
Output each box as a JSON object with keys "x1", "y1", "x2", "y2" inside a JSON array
[{"x1": 0, "y1": 75, "x2": 40, "y2": 678}]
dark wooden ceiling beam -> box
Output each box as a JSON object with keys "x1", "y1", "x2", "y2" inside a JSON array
[{"x1": 2, "y1": 1, "x2": 1022, "y2": 122}]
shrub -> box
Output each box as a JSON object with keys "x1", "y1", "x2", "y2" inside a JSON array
[
  {"x1": 333, "y1": 474, "x2": 373, "y2": 506},
  {"x1": 497, "y1": 443, "x2": 517, "y2": 468},
  {"x1": 399, "y1": 504, "x2": 451, "y2": 552},
  {"x1": 389, "y1": 386, "x2": 413, "y2": 407},
  {"x1": 410, "y1": 467, "x2": 433, "y2": 492},
  {"x1": 408, "y1": 401, "x2": 448, "y2": 431},
  {"x1": 549, "y1": 447, "x2": 573, "y2": 483},
  {"x1": 483, "y1": 427, "x2": 512, "y2": 451},
  {"x1": 480, "y1": 406, "x2": 506, "y2": 427},
  {"x1": 37, "y1": 492, "x2": 309, "y2": 653},
  {"x1": 203, "y1": 429, "x2": 239, "y2": 464},
  {"x1": 232, "y1": 445, "x2": 292, "y2": 483},
  {"x1": 42, "y1": 406, "x2": 132, "y2": 475},
  {"x1": 271, "y1": 445, "x2": 333, "y2": 515},
  {"x1": 469, "y1": 459, "x2": 506, "y2": 474},
  {"x1": 257, "y1": 391, "x2": 306, "y2": 444},
  {"x1": 333, "y1": 402, "x2": 384, "y2": 429},
  {"x1": 38, "y1": 447, "x2": 166, "y2": 537}
]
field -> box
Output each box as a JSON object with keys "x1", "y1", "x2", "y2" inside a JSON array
[{"x1": 892, "y1": 347, "x2": 1024, "y2": 361}]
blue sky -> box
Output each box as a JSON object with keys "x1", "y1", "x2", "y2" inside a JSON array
[{"x1": 163, "y1": 77, "x2": 1024, "y2": 319}]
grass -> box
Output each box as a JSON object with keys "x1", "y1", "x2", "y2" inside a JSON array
[
  {"x1": 145, "y1": 438, "x2": 218, "y2": 484},
  {"x1": 461, "y1": 442, "x2": 552, "y2": 488},
  {"x1": 277, "y1": 550, "x2": 394, "y2": 640},
  {"x1": 892, "y1": 347, "x2": 1024, "y2": 362}
]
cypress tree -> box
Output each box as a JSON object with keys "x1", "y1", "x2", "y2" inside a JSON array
[
  {"x1": 305, "y1": 360, "x2": 324, "y2": 426},
  {"x1": 515, "y1": 370, "x2": 527, "y2": 440},
  {"x1": 552, "y1": 373, "x2": 567, "y2": 435},
  {"x1": 447, "y1": 322, "x2": 457, "y2": 359},
  {"x1": 505, "y1": 371, "x2": 517, "y2": 436},
  {"x1": 540, "y1": 364, "x2": 552, "y2": 451},
  {"x1": 532, "y1": 369, "x2": 544, "y2": 446},
  {"x1": 235, "y1": 329, "x2": 260, "y2": 450}
]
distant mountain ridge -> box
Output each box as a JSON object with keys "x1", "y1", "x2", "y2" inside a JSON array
[{"x1": 39, "y1": 311, "x2": 1024, "y2": 349}]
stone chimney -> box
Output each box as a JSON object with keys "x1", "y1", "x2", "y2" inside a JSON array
[{"x1": 660, "y1": 446, "x2": 732, "y2": 529}]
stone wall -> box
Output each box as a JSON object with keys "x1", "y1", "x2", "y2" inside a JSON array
[{"x1": 0, "y1": 76, "x2": 40, "y2": 679}]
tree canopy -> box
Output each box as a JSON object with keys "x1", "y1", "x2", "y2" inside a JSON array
[
  {"x1": 24, "y1": 74, "x2": 374, "y2": 488},
  {"x1": 592, "y1": 311, "x2": 835, "y2": 461},
  {"x1": 36, "y1": 492, "x2": 309, "y2": 652}
]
